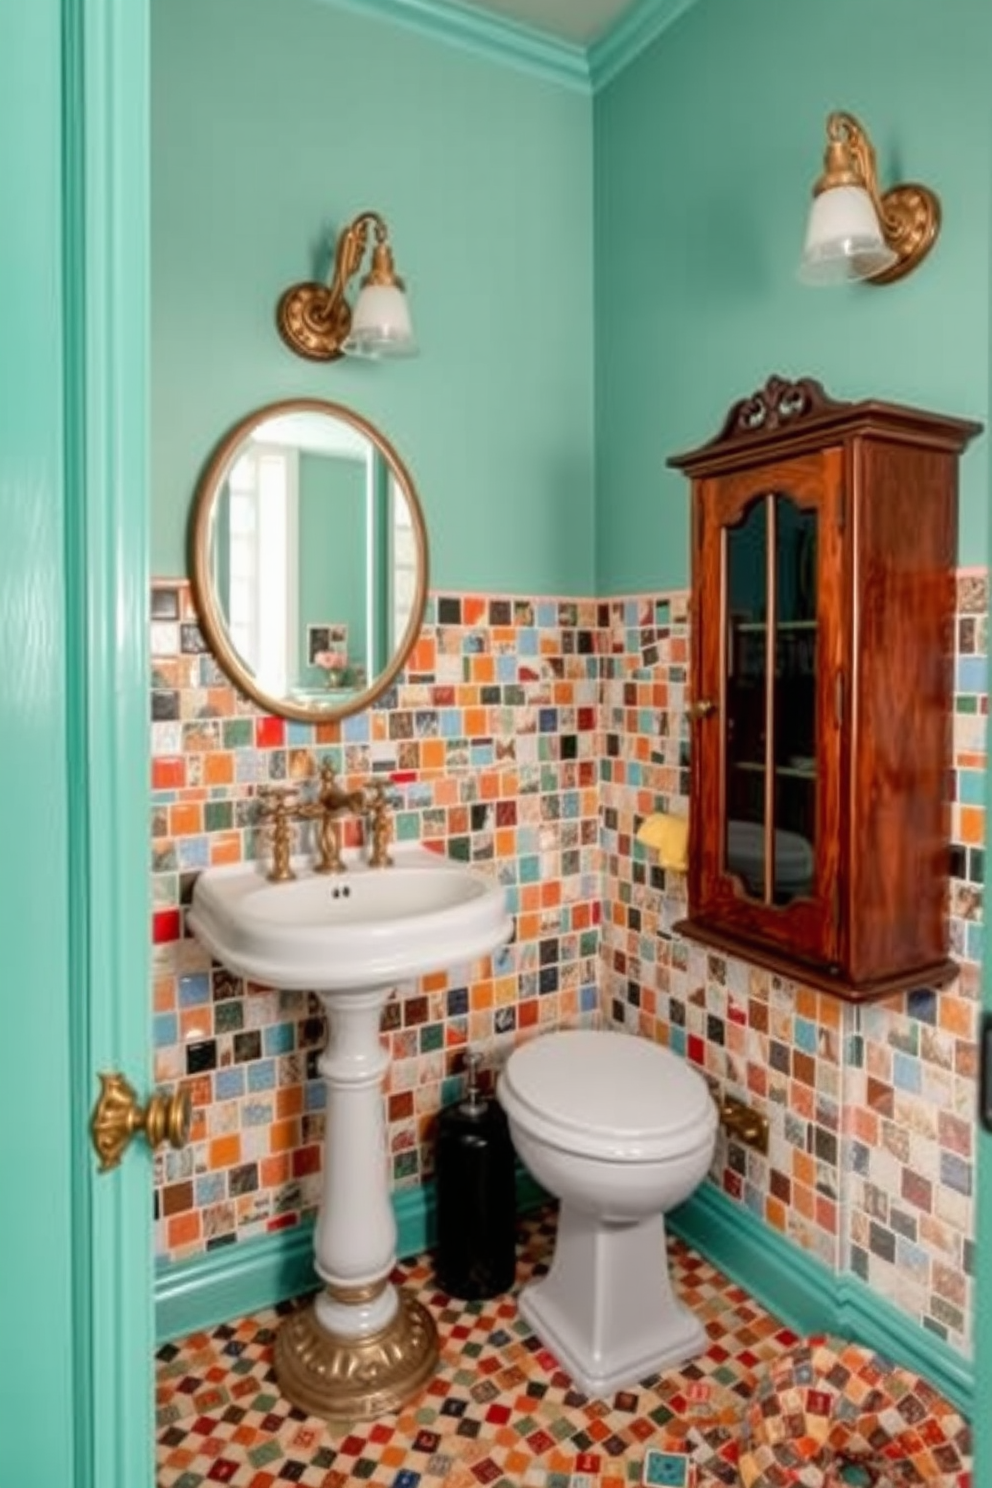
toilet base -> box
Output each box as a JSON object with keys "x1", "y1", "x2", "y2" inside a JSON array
[{"x1": 520, "y1": 1204, "x2": 706, "y2": 1398}]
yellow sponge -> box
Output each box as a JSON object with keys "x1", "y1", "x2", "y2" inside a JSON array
[{"x1": 636, "y1": 812, "x2": 689, "y2": 871}]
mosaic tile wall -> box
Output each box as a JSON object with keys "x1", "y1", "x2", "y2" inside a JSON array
[
  {"x1": 150, "y1": 574, "x2": 986, "y2": 1359},
  {"x1": 599, "y1": 573, "x2": 987, "y2": 1358},
  {"x1": 150, "y1": 584, "x2": 604, "y2": 1261}
]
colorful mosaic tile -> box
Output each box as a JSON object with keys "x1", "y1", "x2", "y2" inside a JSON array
[
  {"x1": 154, "y1": 1212, "x2": 795, "y2": 1488},
  {"x1": 149, "y1": 574, "x2": 986, "y2": 1356},
  {"x1": 150, "y1": 583, "x2": 604, "y2": 1260},
  {"x1": 737, "y1": 1335, "x2": 971, "y2": 1487},
  {"x1": 155, "y1": 1215, "x2": 970, "y2": 1487},
  {"x1": 597, "y1": 574, "x2": 985, "y2": 1354}
]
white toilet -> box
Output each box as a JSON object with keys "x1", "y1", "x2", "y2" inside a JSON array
[{"x1": 497, "y1": 1029, "x2": 718, "y2": 1397}]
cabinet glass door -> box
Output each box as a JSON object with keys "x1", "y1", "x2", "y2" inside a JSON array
[{"x1": 724, "y1": 493, "x2": 817, "y2": 905}]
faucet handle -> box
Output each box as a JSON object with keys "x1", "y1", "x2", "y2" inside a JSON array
[
  {"x1": 364, "y1": 779, "x2": 394, "y2": 868},
  {"x1": 256, "y1": 787, "x2": 300, "y2": 882},
  {"x1": 317, "y1": 758, "x2": 339, "y2": 794},
  {"x1": 257, "y1": 784, "x2": 300, "y2": 815}
]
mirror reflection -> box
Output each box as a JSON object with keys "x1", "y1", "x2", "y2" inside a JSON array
[{"x1": 190, "y1": 400, "x2": 428, "y2": 722}]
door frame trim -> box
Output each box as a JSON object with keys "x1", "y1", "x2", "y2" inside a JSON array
[{"x1": 69, "y1": 2, "x2": 153, "y2": 1484}]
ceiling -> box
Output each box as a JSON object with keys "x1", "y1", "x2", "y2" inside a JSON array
[{"x1": 451, "y1": 0, "x2": 642, "y2": 45}]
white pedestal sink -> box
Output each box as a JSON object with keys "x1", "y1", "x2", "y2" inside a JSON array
[{"x1": 188, "y1": 845, "x2": 513, "y2": 1420}]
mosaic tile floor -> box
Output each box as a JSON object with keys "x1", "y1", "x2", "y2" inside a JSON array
[{"x1": 155, "y1": 1211, "x2": 970, "y2": 1488}]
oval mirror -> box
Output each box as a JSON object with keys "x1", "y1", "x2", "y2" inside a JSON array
[{"x1": 189, "y1": 399, "x2": 428, "y2": 723}]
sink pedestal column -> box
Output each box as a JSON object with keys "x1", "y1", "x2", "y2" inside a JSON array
[{"x1": 275, "y1": 986, "x2": 439, "y2": 1420}]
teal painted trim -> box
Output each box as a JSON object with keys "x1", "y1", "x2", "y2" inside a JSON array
[
  {"x1": 157, "y1": 1168, "x2": 972, "y2": 1414},
  {"x1": 835, "y1": 1273, "x2": 974, "y2": 1415},
  {"x1": 156, "y1": 1226, "x2": 318, "y2": 1344},
  {"x1": 74, "y1": 1, "x2": 154, "y2": 1485},
  {"x1": 669, "y1": 1182, "x2": 833, "y2": 1338},
  {"x1": 670, "y1": 1182, "x2": 973, "y2": 1416},
  {"x1": 156, "y1": 1189, "x2": 433, "y2": 1345},
  {"x1": 63, "y1": 2, "x2": 95, "y2": 1481},
  {"x1": 316, "y1": 0, "x2": 589, "y2": 90},
  {"x1": 395, "y1": 1172, "x2": 437, "y2": 1258},
  {"x1": 315, "y1": 0, "x2": 706, "y2": 92},
  {"x1": 588, "y1": 0, "x2": 700, "y2": 91},
  {"x1": 157, "y1": 1167, "x2": 550, "y2": 1344}
]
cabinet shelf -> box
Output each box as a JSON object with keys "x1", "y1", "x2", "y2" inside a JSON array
[
  {"x1": 733, "y1": 761, "x2": 817, "y2": 779},
  {"x1": 732, "y1": 619, "x2": 817, "y2": 633}
]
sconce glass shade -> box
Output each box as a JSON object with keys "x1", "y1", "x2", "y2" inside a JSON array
[
  {"x1": 343, "y1": 282, "x2": 417, "y2": 358},
  {"x1": 277, "y1": 211, "x2": 417, "y2": 362},
  {"x1": 798, "y1": 184, "x2": 898, "y2": 286}
]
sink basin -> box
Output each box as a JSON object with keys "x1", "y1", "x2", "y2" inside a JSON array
[{"x1": 187, "y1": 844, "x2": 513, "y2": 991}]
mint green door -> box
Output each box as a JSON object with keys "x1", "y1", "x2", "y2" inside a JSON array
[{"x1": 1, "y1": 3, "x2": 153, "y2": 1485}]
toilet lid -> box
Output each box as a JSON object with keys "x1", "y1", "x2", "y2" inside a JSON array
[{"x1": 498, "y1": 1030, "x2": 715, "y2": 1162}]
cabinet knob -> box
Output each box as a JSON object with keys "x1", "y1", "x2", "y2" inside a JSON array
[{"x1": 687, "y1": 698, "x2": 717, "y2": 720}]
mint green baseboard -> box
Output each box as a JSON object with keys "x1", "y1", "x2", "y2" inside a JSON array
[
  {"x1": 668, "y1": 1181, "x2": 973, "y2": 1416},
  {"x1": 155, "y1": 1169, "x2": 547, "y2": 1345},
  {"x1": 156, "y1": 1174, "x2": 972, "y2": 1416},
  {"x1": 156, "y1": 1219, "x2": 317, "y2": 1345}
]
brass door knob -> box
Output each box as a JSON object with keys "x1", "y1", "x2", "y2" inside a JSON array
[
  {"x1": 90, "y1": 1072, "x2": 192, "y2": 1173},
  {"x1": 687, "y1": 698, "x2": 717, "y2": 720}
]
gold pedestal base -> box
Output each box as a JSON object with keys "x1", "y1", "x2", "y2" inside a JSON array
[{"x1": 274, "y1": 1288, "x2": 439, "y2": 1421}]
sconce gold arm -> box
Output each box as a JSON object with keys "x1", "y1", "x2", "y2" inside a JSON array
[
  {"x1": 90, "y1": 1072, "x2": 192, "y2": 1173},
  {"x1": 277, "y1": 209, "x2": 404, "y2": 361},
  {"x1": 814, "y1": 111, "x2": 940, "y2": 285}
]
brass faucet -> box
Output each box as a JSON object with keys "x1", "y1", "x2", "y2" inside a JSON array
[
  {"x1": 257, "y1": 787, "x2": 301, "y2": 882},
  {"x1": 364, "y1": 779, "x2": 394, "y2": 868},
  {"x1": 260, "y1": 766, "x2": 395, "y2": 880},
  {"x1": 306, "y1": 760, "x2": 365, "y2": 873}
]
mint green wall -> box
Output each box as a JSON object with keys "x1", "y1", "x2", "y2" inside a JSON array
[
  {"x1": 299, "y1": 451, "x2": 367, "y2": 672},
  {"x1": 594, "y1": 0, "x2": 991, "y2": 593},
  {"x1": 152, "y1": 0, "x2": 595, "y2": 594}
]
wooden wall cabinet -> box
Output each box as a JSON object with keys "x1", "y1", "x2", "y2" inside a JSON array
[{"x1": 669, "y1": 375, "x2": 981, "y2": 1002}]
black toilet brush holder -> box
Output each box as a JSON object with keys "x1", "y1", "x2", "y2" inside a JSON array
[{"x1": 434, "y1": 1049, "x2": 517, "y2": 1300}]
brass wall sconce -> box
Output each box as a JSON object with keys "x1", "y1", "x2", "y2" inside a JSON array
[
  {"x1": 277, "y1": 210, "x2": 416, "y2": 361},
  {"x1": 798, "y1": 111, "x2": 940, "y2": 286}
]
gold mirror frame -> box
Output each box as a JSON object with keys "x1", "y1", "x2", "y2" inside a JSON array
[{"x1": 189, "y1": 398, "x2": 428, "y2": 724}]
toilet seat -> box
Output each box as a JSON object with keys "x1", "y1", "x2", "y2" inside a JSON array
[{"x1": 499, "y1": 1030, "x2": 715, "y2": 1162}]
